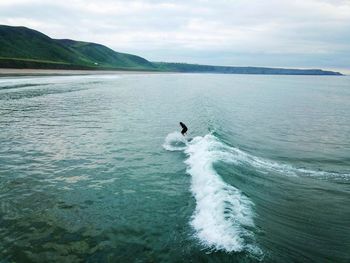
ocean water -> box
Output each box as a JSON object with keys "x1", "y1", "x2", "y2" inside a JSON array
[{"x1": 0, "y1": 73, "x2": 349, "y2": 262}]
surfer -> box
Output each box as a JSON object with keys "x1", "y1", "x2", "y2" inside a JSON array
[{"x1": 179, "y1": 122, "x2": 188, "y2": 136}]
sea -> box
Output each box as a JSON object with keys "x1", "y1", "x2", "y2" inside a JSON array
[{"x1": 0, "y1": 73, "x2": 349, "y2": 262}]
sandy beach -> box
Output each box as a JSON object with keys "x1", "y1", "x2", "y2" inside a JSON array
[{"x1": 0, "y1": 68, "x2": 166, "y2": 77}]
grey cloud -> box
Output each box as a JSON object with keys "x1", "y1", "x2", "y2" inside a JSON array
[{"x1": 0, "y1": 0, "x2": 349, "y2": 72}]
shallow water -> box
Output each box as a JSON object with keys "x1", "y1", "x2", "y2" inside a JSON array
[{"x1": 0, "y1": 74, "x2": 349, "y2": 262}]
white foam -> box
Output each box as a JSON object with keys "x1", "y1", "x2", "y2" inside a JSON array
[
  {"x1": 225, "y1": 147, "x2": 350, "y2": 179},
  {"x1": 163, "y1": 132, "x2": 348, "y2": 254},
  {"x1": 0, "y1": 74, "x2": 121, "y2": 89},
  {"x1": 164, "y1": 133, "x2": 261, "y2": 255},
  {"x1": 224, "y1": 147, "x2": 299, "y2": 177}
]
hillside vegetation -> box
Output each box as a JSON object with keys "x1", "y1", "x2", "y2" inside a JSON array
[{"x1": 0, "y1": 25, "x2": 157, "y2": 70}]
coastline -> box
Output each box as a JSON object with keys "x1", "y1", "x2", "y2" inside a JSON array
[
  {"x1": 0, "y1": 68, "x2": 167, "y2": 77},
  {"x1": 0, "y1": 68, "x2": 345, "y2": 77}
]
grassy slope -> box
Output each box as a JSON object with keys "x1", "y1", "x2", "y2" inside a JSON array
[
  {"x1": 0, "y1": 25, "x2": 157, "y2": 70},
  {"x1": 0, "y1": 25, "x2": 84, "y2": 65},
  {"x1": 57, "y1": 39, "x2": 155, "y2": 69}
]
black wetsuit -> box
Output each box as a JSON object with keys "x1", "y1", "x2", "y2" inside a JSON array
[{"x1": 180, "y1": 122, "x2": 188, "y2": 135}]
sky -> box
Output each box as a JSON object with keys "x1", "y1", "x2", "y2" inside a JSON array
[{"x1": 0, "y1": 0, "x2": 349, "y2": 73}]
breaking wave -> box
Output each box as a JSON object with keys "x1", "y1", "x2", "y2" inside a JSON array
[
  {"x1": 163, "y1": 131, "x2": 349, "y2": 255},
  {"x1": 163, "y1": 132, "x2": 262, "y2": 256}
]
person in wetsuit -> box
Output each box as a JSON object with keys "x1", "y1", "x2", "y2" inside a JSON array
[{"x1": 179, "y1": 122, "x2": 188, "y2": 136}]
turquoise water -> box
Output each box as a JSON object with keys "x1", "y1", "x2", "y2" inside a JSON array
[{"x1": 0, "y1": 74, "x2": 349, "y2": 262}]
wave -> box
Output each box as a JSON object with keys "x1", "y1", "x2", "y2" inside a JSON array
[
  {"x1": 163, "y1": 132, "x2": 349, "y2": 254},
  {"x1": 219, "y1": 142, "x2": 350, "y2": 180},
  {"x1": 163, "y1": 132, "x2": 262, "y2": 256},
  {"x1": 0, "y1": 74, "x2": 121, "y2": 90},
  {"x1": 0, "y1": 83, "x2": 49, "y2": 91},
  {"x1": 168, "y1": 132, "x2": 349, "y2": 180}
]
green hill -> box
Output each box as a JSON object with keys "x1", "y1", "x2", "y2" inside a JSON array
[
  {"x1": 57, "y1": 39, "x2": 154, "y2": 69},
  {"x1": 0, "y1": 25, "x2": 157, "y2": 70},
  {"x1": 0, "y1": 25, "x2": 342, "y2": 75}
]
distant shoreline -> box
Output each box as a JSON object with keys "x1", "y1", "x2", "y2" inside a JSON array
[
  {"x1": 0, "y1": 68, "x2": 345, "y2": 77},
  {"x1": 0, "y1": 68, "x2": 166, "y2": 77}
]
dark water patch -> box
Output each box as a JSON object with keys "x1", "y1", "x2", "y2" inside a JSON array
[
  {"x1": 0, "y1": 86, "x2": 89, "y2": 101},
  {"x1": 0, "y1": 83, "x2": 50, "y2": 90}
]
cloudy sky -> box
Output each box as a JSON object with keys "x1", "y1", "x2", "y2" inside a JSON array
[{"x1": 1, "y1": 0, "x2": 349, "y2": 72}]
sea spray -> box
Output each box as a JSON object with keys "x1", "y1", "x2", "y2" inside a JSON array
[{"x1": 162, "y1": 132, "x2": 189, "y2": 151}]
